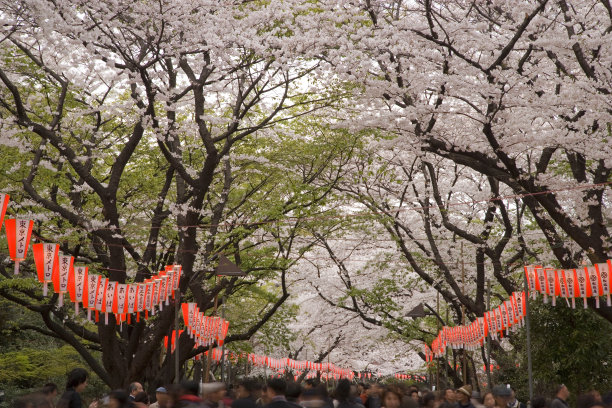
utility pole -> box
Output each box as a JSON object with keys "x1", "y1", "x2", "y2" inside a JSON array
[
  {"x1": 204, "y1": 276, "x2": 220, "y2": 383},
  {"x1": 524, "y1": 275, "x2": 534, "y2": 401},
  {"x1": 436, "y1": 291, "x2": 440, "y2": 391},
  {"x1": 174, "y1": 286, "x2": 180, "y2": 383},
  {"x1": 485, "y1": 279, "x2": 492, "y2": 389},
  {"x1": 461, "y1": 242, "x2": 467, "y2": 385}
]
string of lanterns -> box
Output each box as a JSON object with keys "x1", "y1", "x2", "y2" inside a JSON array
[
  {"x1": 0, "y1": 193, "x2": 182, "y2": 325},
  {"x1": 424, "y1": 261, "x2": 612, "y2": 360}
]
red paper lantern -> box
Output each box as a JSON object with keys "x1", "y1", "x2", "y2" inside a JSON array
[
  {"x1": 0, "y1": 194, "x2": 9, "y2": 228},
  {"x1": 32, "y1": 243, "x2": 59, "y2": 296},
  {"x1": 83, "y1": 274, "x2": 99, "y2": 320},
  {"x1": 52, "y1": 253, "x2": 74, "y2": 307},
  {"x1": 5, "y1": 218, "x2": 34, "y2": 274},
  {"x1": 68, "y1": 266, "x2": 88, "y2": 315}
]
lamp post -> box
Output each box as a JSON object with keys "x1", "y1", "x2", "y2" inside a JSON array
[{"x1": 204, "y1": 254, "x2": 246, "y2": 383}]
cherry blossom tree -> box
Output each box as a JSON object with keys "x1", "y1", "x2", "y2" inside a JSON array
[
  {"x1": 0, "y1": 0, "x2": 351, "y2": 389},
  {"x1": 308, "y1": 0, "x2": 612, "y2": 323}
]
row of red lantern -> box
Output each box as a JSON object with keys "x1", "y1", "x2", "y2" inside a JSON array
[
  {"x1": 425, "y1": 261, "x2": 612, "y2": 361},
  {"x1": 181, "y1": 302, "x2": 230, "y2": 347},
  {"x1": 427, "y1": 291, "x2": 527, "y2": 360},
  {"x1": 34, "y1": 246, "x2": 183, "y2": 325},
  {"x1": 246, "y1": 354, "x2": 354, "y2": 379},
  {"x1": 524, "y1": 262, "x2": 612, "y2": 308},
  {"x1": 394, "y1": 373, "x2": 427, "y2": 381},
  {"x1": 0, "y1": 194, "x2": 185, "y2": 325}
]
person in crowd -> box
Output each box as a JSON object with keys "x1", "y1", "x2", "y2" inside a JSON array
[
  {"x1": 443, "y1": 390, "x2": 456, "y2": 406},
  {"x1": 333, "y1": 379, "x2": 362, "y2": 408},
  {"x1": 455, "y1": 385, "x2": 475, "y2": 408},
  {"x1": 264, "y1": 378, "x2": 299, "y2": 408},
  {"x1": 223, "y1": 385, "x2": 235, "y2": 408},
  {"x1": 305, "y1": 380, "x2": 321, "y2": 391},
  {"x1": 129, "y1": 383, "x2": 144, "y2": 402},
  {"x1": 287, "y1": 383, "x2": 302, "y2": 404},
  {"x1": 150, "y1": 387, "x2": 169, "y2": 408},
  {"x1": 17, "y1": 392, "x2": 55, "y2": 408},
  {"x1": 350, "y1": 384, "x2": 365, "y2": 408},
  {"x1": 233, "y1": 378, "x2": 262, "y2": 408},
  {"x1": 202, "y1": 382, "x2": 227, "y2": 408},
  {"x1": 508, "y1": 389, "x2": 525, "y2": 408},
  {"x1": 470, "y1": 391, "x2": 484, "y2": 408},
  {"x1": 409, "y1": 391, "x2": 419, "y2": 404},
  {"x1": 381, "y1": 386, "x2": 403, "y2": 408},
  {"x1": 133, "y1": 391, "x2": 150, "y2": 408},
  {"x1": 42, "y1": 383, "x2": 58, "y2": 408},
  {"x1": 57, "y1": 368, "x2": 89, "y2": 408},
  {"x1": 365, "y1": 384, "x2": 382, "y2": 408},
  {"x1": 602, "y1": 392, "x2": 612, "y2": 408},
  {"x1": 301, "y1": 387, "x2": 328, "y2": 408},
  {"x1": 481, "y1": 392, "x2": 495, "y2": 408},
  {"x1": 590, "y1": 391, "x2": 603, "y2": 403},
  {"x1": 550, "y1": 385, "x2": 570, "y2": 408},
  {"x1": 107, "y1": 390, "x2": 133, "y2": 408},
  {"x1": 532, "y1": 397, "x2": 549, "y2": 408},
  {"x1": 176, "y1": 380, "x2": 205, "y2": 408},
  {"x1": 491, "y1": 386, "x2": 511, "y2": 408},
  {"x1": 420, "y1": 392, "x2": 436, "y2": 408}
]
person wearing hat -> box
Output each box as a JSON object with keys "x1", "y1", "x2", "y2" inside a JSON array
[
  {"x1": 201, "y1": 382, "x2": 227, "y2": 408},
  {"x1": 492, "y1": 386, "x2": 512, "y2": 408},
  {"x1": 456, "y1": 385, "x2": 476, "y2": 408},
  {"x1": 150, "y1": 387, "x2": 169, "y2": 408}
]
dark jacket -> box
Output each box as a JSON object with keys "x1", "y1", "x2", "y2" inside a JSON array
[
  {"x1": 234, "y1": 397, "x2": 260, "y2": 408},
  {"x1": 177, "y1": 394, "x2": 206, "y2": 408},
  {"x1": 57, "y1": 389, "x2": 82, "y2": 408},
  {"x1": 458, "y1": 401, "x2": 476, "y2": 408},
  {"x1": 265, "y1": 396, "x2": 302, "y2": 408}
]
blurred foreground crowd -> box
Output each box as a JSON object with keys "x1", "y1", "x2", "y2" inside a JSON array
[{"x1": 14, "y1": 368, "x2": 612, "y2": 408}]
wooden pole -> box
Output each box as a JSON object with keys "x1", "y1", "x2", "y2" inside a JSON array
[
  {"x1": 174, "y1": 287, "x2": 180, "y2": 383},
  {"x1": 461, "y1": 242, "x2": 467, "y2": 385},
  {"x1": 204, "y1": 276, "x2": 220, "y2": 383}
]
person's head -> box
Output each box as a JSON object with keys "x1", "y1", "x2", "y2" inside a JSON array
[
  {"x1": 134, "y1": 391, "x2": 149, "y2": 405},
  {"x1": 410, "y1": 390, "x2": 419, "y2": 403},
  {"x1": 15, "y1": 393, "x2": 52, "y2": 408},
  {"x1": 382, "y1": 386, "x2": 403, "y2": 408},
  {"x1": 237, "y1": 378, "x2": 262, "y2": 399},
  {"x1": 155, "y1": 387, "x2": 169, "y2": 408},
  {"x1": 492, "y1": 385, "x2": 512, "y2": 408},
  {"x1": 456, "y1": 385, "x2": 472, "y2": 404},
  {"x1": 129, "y1": 382, "x2": 144, "y2": 397},
  {"x1": 202, "y1": 383, "x2": 227, "y2": 403},
  {"x1": 42, "y1": 383, "x2": 58, "y2": 399},
  {"x1": 482, "y1": 392, "x2": 495, "y2": 408},
  {"x1": 358, "y1": 384, "x2": 366, "y2": 395},
  {"x1": 305, "y1": 379, "x2": 320, "y2": 390},
  {"x1": 589, "y1": 391, "x2": 603, "y2": 403},
  {"x1": 179, "y1": 380, "x2": 200, "y2": 397},
  {"x1": 287, "y1": 382, "x2": 302, "y2": 402},
  {"x1": 556, "y1": 385, "x2": 570, "y2": 401},
  {"x1": 66, "y1": 368, "x2": 89, "y2": 393},
  {"x1": 300, "y1": 387, "x2": 327, "y2": 408},
  {"x1": 266, "y1": 378, "x2": 287, "y2": 398},
  {"x1": 422, "y1": 392, "x2": 436, "y2": 408},
  {"x1": 109, "y1": 389, "x2": 131, "y2": 408},
  {"x1": 334, "y1": 379, "x2": 352, "y2": 402},
  {"x1": 444, "y1": 389, "x2": 456, "y2": 403}
]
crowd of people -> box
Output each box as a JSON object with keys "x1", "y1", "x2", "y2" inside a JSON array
[{"x1": 13, "y1": 368, "x2": 612, "y2": 408}]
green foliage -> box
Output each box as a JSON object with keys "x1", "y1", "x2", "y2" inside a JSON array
[
  {"x1": 495, "y1": 299, "x2": 612, "y2": 401},
  {"x1": 0, "y1": 346, "x2": 106, "y2": 408}
]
